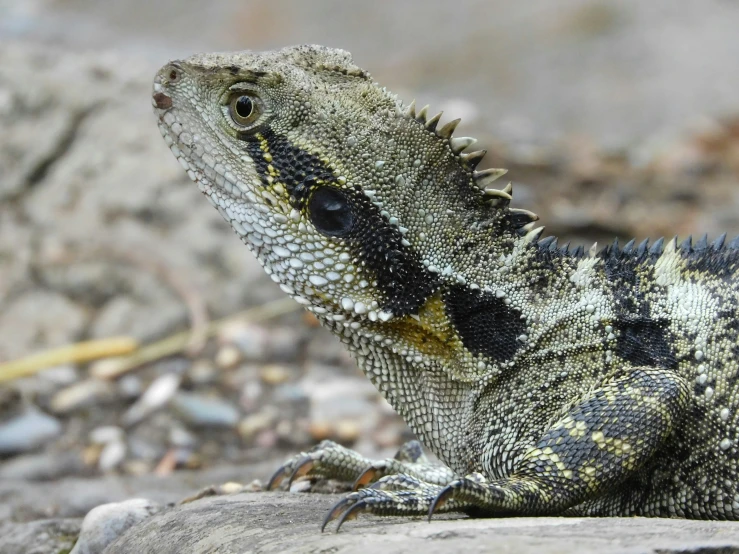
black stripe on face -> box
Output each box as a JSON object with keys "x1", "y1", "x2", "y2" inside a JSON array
[
  {"x1": 342, "y1": 186, "x2": 440, "y2": 316},
  {"x1": 243, "y1": 129, "x2": 440, "y2": 316},
  {"x1": 444, "y1": 284, "x2": 527, "y2": 362},
  {"x1": 245, "y1": 128, "x2": 336, "y2": 207}
]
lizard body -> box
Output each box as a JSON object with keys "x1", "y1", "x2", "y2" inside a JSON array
[{"x1": 152, "y1": 45, "x2": 739, "y2": 527}]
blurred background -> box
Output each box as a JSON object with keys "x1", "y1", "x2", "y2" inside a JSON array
[{"x1": 1, "y1": 0, "x2": 739, "y2": 536}]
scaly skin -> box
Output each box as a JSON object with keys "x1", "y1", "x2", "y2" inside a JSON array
[{"x1": 152, "y1": 45, "x2": 739, "y2": 530}]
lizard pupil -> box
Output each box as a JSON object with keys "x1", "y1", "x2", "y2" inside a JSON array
[
  {"x1": 234, "y1": 96, "x2": 254, "y2": 119},
  {"x1": 308, "y1": 187, "x2": 354, "y2": 237}
]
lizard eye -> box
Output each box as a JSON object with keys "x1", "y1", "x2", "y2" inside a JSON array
[
  {"x1": 308, "y1": 187, "x2": 355, "y2": 237},
  {"x1": 228, "y1": 93, "x2": 261, "y2": 128}
]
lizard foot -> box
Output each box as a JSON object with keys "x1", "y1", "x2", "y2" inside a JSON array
[
  {"x1": 321, "y1": 479, "x2": 464, "y2": 532},
  {"x1": 267, "y1": 439, "x2": 455, "y2": 491}
]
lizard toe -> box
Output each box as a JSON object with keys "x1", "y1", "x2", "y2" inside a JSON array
[{"x1": 287, "y1": 456, "x2": 316, "y2": 487}]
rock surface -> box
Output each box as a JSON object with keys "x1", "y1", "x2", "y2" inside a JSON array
[
  {"x1": 0, "y1": 518, "x2": 81, "y2": 554},
  {"x1": 105, "y1": 492, "x2": 739, "y2": 554}
]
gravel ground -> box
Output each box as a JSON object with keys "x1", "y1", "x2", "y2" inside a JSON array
[{"x1": 2, "y1": 1, "x2": 739, "y2": 552}]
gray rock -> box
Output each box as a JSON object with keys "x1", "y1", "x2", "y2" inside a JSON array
[
  {"x1": 170, "y1": 391, "x2": 240, "y2": 428},
  {"x1": 0, "y1": 409, "x2": 62, "y2": 455},
  {"x1": 90, "y1": 292, "x2": 188, "y2": 345},
  {"x1": 217, "y1": 321, "x2": 270, "y2": 361},
  {"x1": 0, "y1": 290, "x2": 88, "y2": 362},
  {"x1": 168, "y1": 426, "x2": 198, "y2": 448},
  {"x1": 104, "y1": 492, "x2": 739, "y2": 554},
  {"x1": 303, "y1": 374, "x2": 381, "y2": 433},
  {"x1": 117, "y1": 375, "x2": 143, "y2": 399},
  {"x1": 0, "y1": 518, "x2": 81, "y2": 554},
  {"x1": 0, "y1": 460, "x2": 281, "y2": 523},
  {"x1": 266, "y1": 326, "x2": 305, "y2": 362},
  {"x1": 70, "y1": 498, "x2": 161, "y2": 554},
  {"x1": 0, "y1": 451, "x2": 86, "y2": 481}
]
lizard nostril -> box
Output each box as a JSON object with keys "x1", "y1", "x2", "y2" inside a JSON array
[{"x1": 152, "y1": 92, "x2": 173, "y2": 110}]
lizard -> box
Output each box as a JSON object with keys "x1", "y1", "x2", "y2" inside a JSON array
[{"x1": 152, "y1": 44, "x2": 739, "y2": 530}]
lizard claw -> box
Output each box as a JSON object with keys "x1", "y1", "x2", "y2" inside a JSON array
[
  {"x1": 287, "y1": 456, "x2": 315, "y2": 487},
  {"x1": 266, "y1": 465, "x2": 289, "y2": 490},
  {"x1": 334, "y1": 500, "x2": 368, "y2": 532},
  {"x1": 428, "y1": 484, "x2": 454, "y2": 522},
  {"x1": 352, "y1": 466, "x2": 381, "y2": 490},
  {"x1": 321, "y1": 494, "x2": 361, "y2": 533},
  {"x1": 267, "y1": 456, "x2": 317, "y2": 490}
]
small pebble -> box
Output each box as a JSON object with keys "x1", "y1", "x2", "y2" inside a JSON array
[
  {"x1": 217, "y1": 321, "x2": 269, "y2": 360},
  {"x1": 188, "y1": 359, "x2": 219, "y2": 384},
  {"x1": 169, "y1": 426, "x2": 198, "y2": 448},
  {"x1": 70, "y1": 498, "x2": 161, "y2": 554},
  {"x1": 243, "y1": 479, "x2": 263, "y2": 492},
  {"x1": 239, "y1": 380, "x2": 263, "y2": 411},
  {"x1": 219, "y1": 481, "x2": 244, "y2": 494},
  {"x1": 171, "y1": 391, "x2": 240, "y2": 428},
  {"x1": 335, "y1": 419, "x2": 361, "y2": 442},
  {"x1": 40, "y1": 364, "x2": 79, "y2": 385},
  {"x1": 83, "y1": 444, "x2": 103, "y2": 467},
  {"x1": 123, "y1": 459, "x2": 151, "y2": 476},
  {"x1": 254, "y1": 429, "x2": 278, "y2": 448},
  {"x1": 50, "y1": 379, "x2": 115, "y2": 414},
  {"x1": 267, "y1": 327, "x2": 303, "y2": 361},
  {"x1": 127, "y1": 435, "x2": 166, "y2": 461},
  {"x1": 215, "y1": 345, "x2": 243, "y2": 369},
  {"x1": 98, "y1": 440, "x2": 126, "y2": 472},
  {"x1": 122, "y1": 373, "x2": 181, "y2": 426},
  {"x1": 308, "y1": 421, "x2": 333, "y2": 442},
  {"x1": 275, "y1": 419, "x2": 293, "y2": 439},
  {"x1": 0, "y1": 409, "x2": 62, "y2": 455},
  {"x1": 117, "y1": 375, "x2": 143, "y2": 399},
  {"x1": 89, "y1": 425, "x2": 125, "y2": 445},
  {"x1": 289, "y1": 479, "x2": 313, "y2": 493},
  {"x1": 259, "y1": 364, "x2": 292, "y2": 385},
  {"x1": 238, "y1": 411, "x2": 275, "y2": 439}
]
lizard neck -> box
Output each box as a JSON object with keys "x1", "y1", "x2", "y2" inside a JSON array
[{"x1": 314, "y1": 229, "x2": 574, "y2": 468}]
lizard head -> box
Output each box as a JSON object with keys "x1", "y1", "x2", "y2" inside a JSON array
[{"x1": 153, "y1": 45, "x2": 537, "y2": 327}]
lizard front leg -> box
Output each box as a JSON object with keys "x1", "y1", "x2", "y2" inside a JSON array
[{"x1": 324, "y1": 367, "x2": 689, "y2": 530}]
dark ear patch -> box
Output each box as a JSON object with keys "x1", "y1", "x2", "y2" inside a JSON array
[{"x1": 444, "y1": 285, "x2": 527, "y2": 362}]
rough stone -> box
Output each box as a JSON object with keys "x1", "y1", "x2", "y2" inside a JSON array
[
  {"x1": 0, "y1": 290, "x2": 88, "y2": 362},
  {"x1": 0, "y1": 518, "x2": 81, "y2": 554},
  {"x1": 105, "y1": 492, "x2": 739, "y2": 554}
]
